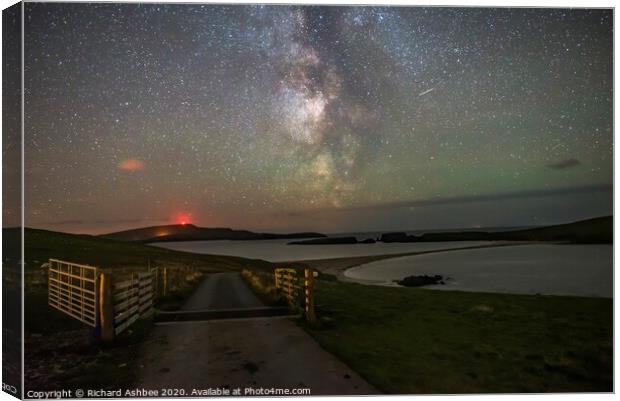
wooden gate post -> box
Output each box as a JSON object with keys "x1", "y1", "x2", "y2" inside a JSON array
[
  {"x1": 153, "y1": 266, "x2": 159, "y2": 299},
  {"x1": 163, "y1": 267, "x2": 168, "y2": 296},
  {"x1": 98, "y1": 272, "x2": 115, "y2": 341},
  {"x1": 304, "y1": 268, "x2": 317, "y2": 323}
]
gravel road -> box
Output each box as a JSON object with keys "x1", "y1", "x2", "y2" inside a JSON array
[{"x1": 133, "y1": 272, "x2": 377, "y2": 395}]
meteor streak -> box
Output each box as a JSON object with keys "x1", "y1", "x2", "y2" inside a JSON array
[{"x1": 418, "y1": 87, "x2": 435, "y2": 97}]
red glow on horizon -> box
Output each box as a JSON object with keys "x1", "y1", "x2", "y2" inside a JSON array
[{"x1": 175, "y1": 213, "x2": 192, "y2": 226}]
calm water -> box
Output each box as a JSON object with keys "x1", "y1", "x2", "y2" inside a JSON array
[
  {"x1": 344, "y1": 244, "x2": 613, "y2": 298},
  {"x1": 151, "y1": 239, "x2": 492, "y2": 262}
]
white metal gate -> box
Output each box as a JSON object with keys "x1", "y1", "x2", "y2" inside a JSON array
[{"x1": 48, "y1": 259, "x2": 99, "y2": 327}]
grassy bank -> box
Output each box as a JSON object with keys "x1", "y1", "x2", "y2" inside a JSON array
[
  {"x1": 156, "y1": 269, "x2": 205, "y2": 311},
  {"x1": 240, "y1": 268, "x2": 287, "y2": 306},
  {"x1": 4, "y1": 227, "x2": 274, "y2": 273},
  {"x1": 303, "y1": 278, "x2": 612, "y2": 393}
]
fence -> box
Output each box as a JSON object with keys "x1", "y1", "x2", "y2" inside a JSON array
[
  {"x1": 274, "y1": 267, "x2": 316, "y2": 323},
  {"x1": 47, "y1": 259, "x2": 162, "y2": 340},
  {"x1": 48, "y1": 259, "x2": 99, "y2": 327},
  {"x1": 150, "y1": 265, "x2": 202, "y2": 298},
  {"x1": 112, "y1": 271, "x2": 155, "y2": 336},
  {"x1": 4, "y1": 267, "x2": 47, "y2": 286}
]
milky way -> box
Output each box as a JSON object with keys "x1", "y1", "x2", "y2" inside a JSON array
[{"x1": 11, "y1": 4, "x2": 613, "y2": 233}]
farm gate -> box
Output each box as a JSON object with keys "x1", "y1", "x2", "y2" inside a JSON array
[
  {"x1": 47, "y1": 259, "x2": 156, "y2": 340},
  {"x1": 48, "y1": 259, "x2": 98, "y2": 327},
  {"x1": 274, "y1": 267, "x2": 317, "y2": 323}
]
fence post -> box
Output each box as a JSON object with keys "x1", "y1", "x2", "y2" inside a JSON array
[
  {"x1": 98, "y1": 272, "x2": 115, "y2": 341},
  {"x1": 304, "y1": 268, "x2": 316, "y2": 323},
  {"x1": 154, "y1": 266, "x2": 159, "y2": 299},
  {"x1": 163, "y1": 267, "x2": 168, "y2": 296}
]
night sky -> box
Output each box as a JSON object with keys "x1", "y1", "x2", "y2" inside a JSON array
[{"x1": 17, "y1": 4, "x2": 613, "y2": 234}]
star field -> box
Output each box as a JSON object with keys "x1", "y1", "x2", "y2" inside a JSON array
[{"x1": 18, "y1": 4, "x2": 613, "y2": 233}]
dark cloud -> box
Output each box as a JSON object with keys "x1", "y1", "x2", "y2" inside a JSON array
[{"x1": 547, "y1": 158, "x2": 581, "y2": 170}]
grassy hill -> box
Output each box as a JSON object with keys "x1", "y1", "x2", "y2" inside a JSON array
[
  {"x1": 3, "y1": 227, "x2": 274, "y2": 272},
  {"x1": 498, "y1": 215, "x2": 613, "y2": 243},
  {"x1": 99, "y1": 224, "x2": 325, "y2": 243},
  {"x1": 381, "y1": 216, "x2": 612, "y2": 244}
]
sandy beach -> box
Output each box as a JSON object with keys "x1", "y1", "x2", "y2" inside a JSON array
[{"x1": 296, "y1": 241, "x2": 530, "y2": 281}]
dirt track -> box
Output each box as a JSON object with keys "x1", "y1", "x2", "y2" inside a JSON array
[{"x1": 133, "y1": 272, "x2": 377, "y2": 395}]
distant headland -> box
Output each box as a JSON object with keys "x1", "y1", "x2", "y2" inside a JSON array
[
  {"x1": 98, "y1": 216, "x2": 611, "y2": 245},
  {"x1": 101, "y1": 224, "x2": 326, "y2": 243},
  {"x1": 288, "y1": 216, "x2": 612, "y2": 245}
]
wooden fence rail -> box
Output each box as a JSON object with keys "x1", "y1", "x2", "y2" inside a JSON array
[
  {"x1": 149, "y1": 265, "x2": 201, "y2": 298},
  {"x1": 274, "y1": 268, "x2": 303, "y2": 304},
  {"x1": 111, "y1": 271, "x2": 155, "y2": 336},
  {"x1": 274, "y1": 267, "x2": 316, "y2": 323}
]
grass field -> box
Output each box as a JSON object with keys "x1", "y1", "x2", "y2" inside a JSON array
[
  {"x1": 302, "y1": 277, "x2": 613, "y2": 394},
  {"x1": 3, "y1": 227, "x2": 274, "y2": 273}
]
